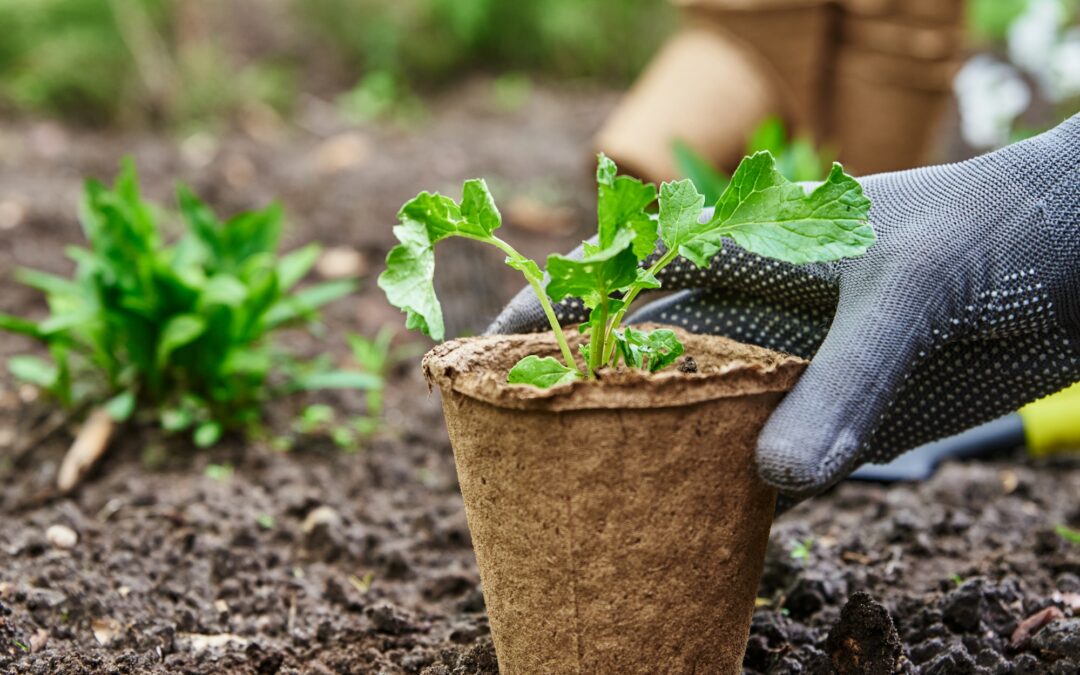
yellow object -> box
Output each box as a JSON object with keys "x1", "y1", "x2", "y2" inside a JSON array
[{"x1": 1019, "y1": 382, "x2": 1080, "y2": 458}]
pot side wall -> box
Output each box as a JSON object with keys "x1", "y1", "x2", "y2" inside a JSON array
[{"x1": 439, "y1": 387, "x2": 781, "y2": 674}]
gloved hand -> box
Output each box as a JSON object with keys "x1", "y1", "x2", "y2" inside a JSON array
[{"x1": 488, "y1": 114, "x2": 1080, "y2": 502}]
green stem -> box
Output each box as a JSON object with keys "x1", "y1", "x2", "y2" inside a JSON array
[
  {"x1": 587, "y1": 297, "x2": 608, "y2": 377},
  {"x1": 601, "y1": 248, "x2": 679, "y2": 365},
  {"x1": 485, "y1": 236, "x2": 579, "y2": 374}
]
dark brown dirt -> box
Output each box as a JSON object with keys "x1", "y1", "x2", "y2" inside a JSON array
[{"x1": 0, "y1": 83, "x2": 1078, "y2": 674}]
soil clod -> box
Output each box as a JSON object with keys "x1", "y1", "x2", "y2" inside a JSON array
[{"x1": 825, "y1": 591, "x2": 902, "y2": 675}]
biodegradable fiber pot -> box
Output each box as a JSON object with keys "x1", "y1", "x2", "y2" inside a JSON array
[{"x1": 423, "y1": 326, "x2": 806, "y2": 674}]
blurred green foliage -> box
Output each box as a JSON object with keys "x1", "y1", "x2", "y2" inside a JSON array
[
  {"x1": 297, "y1": 0, "x2": 675, "y2": 86},
  {"x1": 0, "y1": 0, "x2": 294, "y2": 127},
  {"x1": 0, "y1": 0, "x2": 674, "y2": 127},
  {"x1": 0, "y1": 160, "x2": 376, "y2": 448}
]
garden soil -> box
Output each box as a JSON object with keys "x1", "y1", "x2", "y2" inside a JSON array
[{"x1": 0, "y1": 82, "x2": 1078, "y2": 674}]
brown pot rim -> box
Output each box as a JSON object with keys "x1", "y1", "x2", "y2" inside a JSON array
[{"x1": 422, "y1": 325, "x2": 807, "y2": 412}]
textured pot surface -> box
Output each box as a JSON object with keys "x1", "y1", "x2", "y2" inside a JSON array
[{"x1": 423, "y1": 327, "x2": 806, "y2": 675}]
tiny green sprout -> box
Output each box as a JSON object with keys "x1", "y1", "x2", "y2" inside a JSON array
[
  {"x1": 951, "y1": 574, "x2": 965, "y2": 586},
  {"x1": 13, "y1": 640, "x2": 29, "y2": 653},
  {"x1": 380, "y1": 152, "x2": 874, "y2": 388},
  {"x1": 297, "y1": 404, "x2": 336, "y2": 434},
  {"x1": 790, "y1": 538, "x2": 814, "y2": 562},
  {"x1": 204, "y1": 463, "x2": 234, "y2": 482},
  {"x1": 256, "y1": 514, "x2": 276, "y2": 530},
  {"x1": 1055, "y1": 524, "x2": 1080, "y2": 545},
  {"x1": 348, "y1": 571, "x2": 374, "y2": 593}
]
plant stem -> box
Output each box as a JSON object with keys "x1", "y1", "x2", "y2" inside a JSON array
[
  {"x1": 485, "y1": 236, "x2": 579, "y2": 373},
  {"x1": 601, "y1": 248, "x2": 678, "y2": 365},
  {"x1": 587, "y1": 297, "x2": 608, "y2": 377}
]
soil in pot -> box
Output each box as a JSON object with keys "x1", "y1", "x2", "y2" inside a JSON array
[{"x1": 423, "y1": 326, "x2": 806, "y2": 674}]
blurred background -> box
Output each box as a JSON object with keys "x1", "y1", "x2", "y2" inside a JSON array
[{"x1": 0, "y1": 0, "x2": 1077, "y2": 337}]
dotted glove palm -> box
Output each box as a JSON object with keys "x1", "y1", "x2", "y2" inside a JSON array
[{"x1": 488, "y1": 115, "x2": 1080, "y2": 502}]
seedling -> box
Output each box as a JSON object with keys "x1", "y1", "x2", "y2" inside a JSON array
[
  {"x1": 0, "y1": 160, "x2": 376, "y2": 447},
  {"x1": 380, "y1": 151, "x2": 874, "y2": 388},
  {"x1": 789, "y1": 538, "x2": 814, "y2": 563},
  {"x1": 1056, "y1": 524, "x2": 1080, "y2": 545}
]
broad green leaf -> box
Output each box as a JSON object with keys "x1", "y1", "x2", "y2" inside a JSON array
[
  {"x1": 460, "y1": 179, "x2": 502, "y2": 234},
  {"x1": 657, "y1": 178, "x2": 710, "y2": 267},
  {"x1": 194, "y1": 421, "x2": 223, "y2": 448},
  {"x1": 157, "y1": 315, "x2": 207, "y2": 366},
  {"x1": 294, "y1": 370, "x2": 383, "y2": 391},
  {"x1": 277, "y1": 244, "x2": 322, "y2": 291},
  {"x1": 105, "y1": 390, "x2": 136, "y2": 422},
  {"x1": 596, "y1": 154, "x2": 658, "y2": 260},
  {"x1": 377, "y1": 219, "x2": 444, "y2": 340},
  {"x1": 399, "y1": 179, "x2": 501, "y2": 243},
  {"x1": 708, "y1": 153, "x2": 874, "y2": 264},
  {"x1": 507, "y1": 355, "x2": 579, "y2": 389},
  {"x1": 545, "y1": 232, "x2": 638, "y2": 306},
  {"x1": 9, "y1": 355, "x2": 57, "y2": 388}
]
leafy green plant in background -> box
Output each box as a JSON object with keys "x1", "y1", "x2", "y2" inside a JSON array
[
  {"x1": 380, "y1": 151, "x2": 874, "y2": 388},
  {"x1": 673, "y1": 116, "x2": 835, "y2": 204},
  {"x1": 280, "y1": 328, "x2": 421, "y2": 452},
  {"x1": 0, "y1": 160, "x2": 375, "y2": 447}
]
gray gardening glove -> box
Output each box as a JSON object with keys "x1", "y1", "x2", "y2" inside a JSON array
[{"x1": 488, "y1": 114, "x2": 1080, "y2": 502}]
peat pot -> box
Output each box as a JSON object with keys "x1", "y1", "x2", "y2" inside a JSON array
[{"x1": 422, "y1": 327, "x2": 806, "y2": 674}]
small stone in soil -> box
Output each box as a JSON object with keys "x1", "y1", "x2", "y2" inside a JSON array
[
  {"x1": 677, "y1": 356, "x2": 698, "y2": 373},
  {"x1": 45, "y1": 524, "x2": 77, "y2": 550},
  {"x1": 825, "y1": 591, "x2": 902, "y2": 675}
]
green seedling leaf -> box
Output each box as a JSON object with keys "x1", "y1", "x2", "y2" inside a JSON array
[
  {"x1": 256, "y1": 513, "x2": 276, "y2": 530},
  {"x1": 277, "y1": 244, "x2": 322, "y2": 291},
  {"x1": 642, "y1": 329, "x2": 684, "y2": 373},
  {"x1": 708, "y1": 153, "x2": 874, "y2": 264},
  {"x1": 200, "y1": 275, "x2": 248, "y2": 307},
  {"x1": 507, "y1": 355, "x2": 580, "y2": 389},
  {"x1": 194, "y1": 421, "x2": 223, "y2": 448},
  {"x1": 105, "y1": 390, "x2": 136, "y2": 422},
  {"x1": 379, "y1": 179, "x2": 507, "y2": 343},
  {"x1": 295, "y1": 371, "x2": 383, "y2": 391},
  {"x1": 1056, "y1": 524, "x2": 1080, "y2": 545},
  {"x1": 157, "y1": 315, "x2": 207, "y2": 366},
  {"x1": 203, "y1": 461, "x2": 233, "y2": 481},
  {"x1": 0, "y1": 313, "x2": 43, "y2": 339},
  {"x1": 378, "y1": 219, "x2": 443, "y2": 340},
  {"x1": 614, "y1": 327, "x2": 684, "y2": 372},
  {"x1": 161, "y1": 407, "x2": 193, "y2": 432},
  {"x1": 545, "y1": 233, "x2": 638, "y2": 306},
  {"x1": 596, "y1": 153, "x2": 658, "y2": 259},
  {"x1": 8, "y1": 355, "x2": 57, "y2": 389},
  {"x1": 658, "y1": 178, "x2": 710, "y2": 267},
  {"x1": 265, "y1": 279, "x2": 357, "y2": 328}
]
